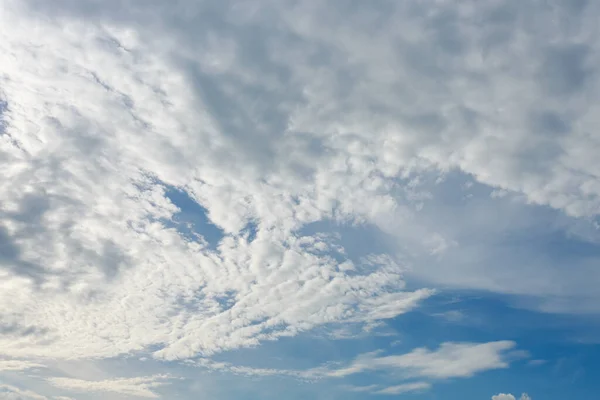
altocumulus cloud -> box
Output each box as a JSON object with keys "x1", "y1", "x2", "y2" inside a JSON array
[
  {"x1": 0, "y1": 0, "x2": 439, "y2": 363},
  {"x1": 0, "y1": 0, "x2": 599, "y2": 397}
]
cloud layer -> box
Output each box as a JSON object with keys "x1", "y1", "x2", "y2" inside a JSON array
[
  {"x1": 1, "y1": 2, "x2": 599, "y2": 395},
  {"x1": 1, "y1": 0, "x2": 438, "y2": 362}
]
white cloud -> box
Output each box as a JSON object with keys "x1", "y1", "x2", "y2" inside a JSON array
[
  {"x1": 329, "y1": 341, "x2": 518, "y2": 379},
  {"x1": 493, "y1": 394, "x2": 532, "y2": 400},
  {"x1": 0, "y1": 0, "x2": 432, "y2": 359},
  {"x1": 493, "y1": 395, "x2": 516, "y2": 400},
  {"x1": 0, "y1": 360, "x2": 45, "y2": 372},
  {"x1": 374, "y1": 382, "x2": 431, "y2": 395},
  {"x1": 0, "y1": 0, "x2": 598, "y2": 375},
  {"x1": 46, "y1": 375, "x2": 173, "y2": 399}
]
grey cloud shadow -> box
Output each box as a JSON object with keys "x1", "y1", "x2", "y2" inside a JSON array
[
  {"x1": 0, "y1": 319, "x2": 56, "y2": 348},
  {"x1": 539, "y1": 44, "x2": 591, "y2": 96},
  {"x1": 0, "y1": 194, "x2": 54, "y2": 284},
  {"x1": 0, "y1": 99, "x2": 7, "y2": 135},
  {"x1": 183, "y1": 65, "x2": 279, "y2": 173},
  {"x1": 174, "y1": 27, "x2": 308, "y2": 177},
  {"x1": 530, "y1": 111, "x2": 571, "y2": 136},
  {"x1": 0, "y1": 225, "x2": 49, "y2": 285},
  {"x1": 0, "y1": 321, "x2": 49, "y2": 337},
  {"x1": 1, "y1": 191, "x2": 131, "y2": 285},
  {"x1": 17, "y1": 0, "x2": 331, "y2": 174}
]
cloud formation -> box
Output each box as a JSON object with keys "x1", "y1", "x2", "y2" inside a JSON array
[
  {"x1": 0, "y1": 0, "x2": 599, "y2": 391},
  {"x1": 0, "y1": 0, "x2": 441, "y2": 362}
]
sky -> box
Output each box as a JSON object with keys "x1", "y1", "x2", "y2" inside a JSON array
[{"x1": 0, "y1": 0, "x2": 599, "y2": 399}]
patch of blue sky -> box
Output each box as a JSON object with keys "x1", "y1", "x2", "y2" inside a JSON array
[
  {"x1": 163, "y1": 186, "x2": 225, "y2": 249},
  {"x1": 171, "y1": 168, "x2": 600, "y2": 399},
  {"x1": 158, "y1": 285, "x2": 600, "y2": 400},
  {"x1": 101, "y1": 292, "x2": 598, "y2": 400},
  {"x1": 380, "y1": 291, "x2": 600, "y2": 399},
  {"x1": 422, "y1": 343, "x2": 600, "y2": 400},
  {"x1": 16, "y1": 292, "x2": 598, "y2": 400}
]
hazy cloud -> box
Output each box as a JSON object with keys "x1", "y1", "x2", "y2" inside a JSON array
[
  {"x1": 47, "y1": 375, "x2": 173, "y2": 398},
  {"x1": 374, "y1": 382, "x2": 431, "y2": 395}
]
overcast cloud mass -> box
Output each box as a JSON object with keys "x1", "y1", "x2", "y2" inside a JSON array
[{"x1": 1, "y1": 0, "x2": 599, "y2": 399}]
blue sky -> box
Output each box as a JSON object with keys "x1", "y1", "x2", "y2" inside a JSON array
[{"x1": 1, "y1": 0, "x2": 600, "y2": 399}]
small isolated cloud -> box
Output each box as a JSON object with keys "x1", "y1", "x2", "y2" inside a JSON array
[
  {"x1": 374, "y1": 381, "x2": 431, "y2": 395},
  {"x1": 46, "y1": 375, "x2": 174, "y2": 398},
  {"x1": 329, "y1": 341, "x2": 518, "y2": 379},
  {"x1": 493, "y1": 395, "x2": 516, "y2": 400},
  {"x1": 431, "y1": 310, "x2": 465, "y2": 323},
  {"x1": 492, "y1": 394, "x2": 532, "y2": 400}
]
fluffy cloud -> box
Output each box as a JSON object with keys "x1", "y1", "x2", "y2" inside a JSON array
[
  {"x1": 0, "y1": 0, "x2": 599, "y2": 373},
  {"x1": 0, "y1": 0, "x2": 436, "y2": 362},
  {"x1": 46, "y1": 375, "x2": 173, "y2": 398},
  {"x1": 493, "y1": 395, "x2": 517, "y2": 400},
  {"x1": 492, "y1": 394, "x2": 531, "y2": 400}
]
